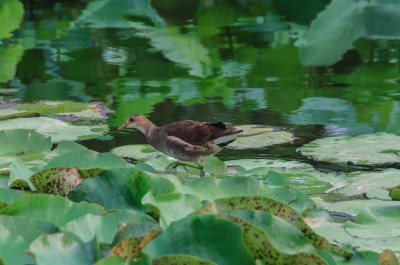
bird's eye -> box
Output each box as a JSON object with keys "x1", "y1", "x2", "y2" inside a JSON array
[{"x1": 129, "y1": 118, "x2": 134, "y2": 122}]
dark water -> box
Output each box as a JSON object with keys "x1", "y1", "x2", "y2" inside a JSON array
[{"x1": 2, "y1": 0, "x2": 400, "y2": 172}]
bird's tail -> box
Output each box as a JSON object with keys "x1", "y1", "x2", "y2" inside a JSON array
[{"x1": 213, "y1": 130, "x2": 243, "y2": 147}]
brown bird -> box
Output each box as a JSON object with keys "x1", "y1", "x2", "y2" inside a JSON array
[{"x1": 117, "y1": 114, "x2": 242, "y2": 176}]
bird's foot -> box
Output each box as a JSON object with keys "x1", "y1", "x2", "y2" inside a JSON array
[{"x1": 166, "y1": 161, "x2": 205, "y2": 177}]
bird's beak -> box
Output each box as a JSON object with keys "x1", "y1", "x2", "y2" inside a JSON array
[{"x1": 117, "y1": 123, "x2": 128, "y2": 131}]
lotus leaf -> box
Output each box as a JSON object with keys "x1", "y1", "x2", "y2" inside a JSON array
[
  {"x1": 94, "y1": 256, "x2": 129, "y2": 265},
  {"x1": 299, "y1": 133, "x2": 400, "y2": 165},
  {"x1": 152, "y1": 255, "x2": 218, "y2": 265},
  {"x1": 9, "y1": 150, "x2": 130, "y2": 191},
  {"x1": 109, "y1": 222, "x2": 163, "y2": 261},
  {"x1": 143, "y1": 214, "x2": 254, "y2": 265},
  {"x1": 195, "y1": 196, "x2": 347, "y2": 257},
  {"x1": 0, "y1": 194, "x2": 100, "y2": 226},
  {"x1": 219, "y1": 211, "x2": 329, "y2": 264},
  {"x1": 0, "y1": 129, "x2": 51, "y2": 166},
  {"x1": 337, "y1": 169, "x2": 400, "y2": 199},
  {"x1": 230, "y1": 131, "x2": 294, "y2": 149},
  {"x1": 62, "y1": 213, "x2": 118, "y2": 244},
  {"x1": 0, "y1": 224, "x2": 32, "y2": 265},
  {"x1": 69, "y1": 168, "x2": 153, "y2": 211},
  {"x1": 0, "y1": 117, "x2": 108, "y2": 142},
  {"x1": 226, "y1": 159, "x2": 346, "y2": 194},
  {"x1": 28, "y1": 232, "x2": 97, "y2": 265},
  {"x1": 111, "y1": 144, "x2": 160, "y2": 160}
]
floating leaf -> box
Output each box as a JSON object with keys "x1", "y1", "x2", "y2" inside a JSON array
[
  {"x1": 143, "y1": 214, "x2": 254, "y2": 265},
  {"x1": 94, "y1": 256, "x2": 129, "y2": 265},
  {"x1": 234, "y1": 125, "x2": 274, "y2": 136},
  {"x1": 0, "y1": 117, "x2": 108, "y2": 142},
  {"x1": 0, "y1": 129, "x2": 51, "y2": 166},
  {"x1": 69, "y1": 168, "x2": 153, "y2": 211},
  {"x1": 230, "y1": 131, "x2": 294, "y2": 149},
  {"x1": 111, "y1": 144, "x2": 160, "y2": 160},
  {"x1": 0, "y1": 187, "x2": 22, "y2": 206},
  {"x1": 0, "y1": 0, "x2": 24, "y2": 38},
  {"x1": 299, "y1": 133, "x2": 400, "y2": 165},
  {"x1": 15, "y1": 101, "x2": 109, "y2": 120}
]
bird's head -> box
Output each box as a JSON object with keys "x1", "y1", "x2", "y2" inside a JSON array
[{"x1": 117, "y1": 114, "x2": 149, "y2": 132}]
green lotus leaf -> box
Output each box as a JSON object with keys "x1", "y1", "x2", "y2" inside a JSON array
[
  {"x1": 69, "y1": 168, "x2": 153, "y2": 211},
  {"x1": 94, "y1": 256, "x2": 129, "y2": 265},
  {"x1": 28, "y1": 232, "x2": 97, "y2": 265},
  {"x1": 9, "y1": 150, "x2": 130, "y2": 190},
  {"x1": 226, "y1": 159, "x2": 346, "y2": 194},
  {"x1": 219, "y1": 211, "x2": 329, "y2": 264},
  {"x1": 111, "y1": 144, "x2": 160, "y2": 160},
  {"x1": 0, "y1": 215, "x2": 56, "y2": 242},
  {"x1": 338, "y1": 169, "x2": 400, "y2": 199},
  {"x1": 203, "y1": 156, "x2": 226, "y2": 175},
  {"x1": 234, "y1": 125, "x2": 274, "y2": 136},
  {"x1": 143, "y1": 175, "x2": 297, "y2": 227},
  {"x1": 30, "y1": 167, "x2": 84, "y2": 197},
  {"x1": 230, "y1": 131, "x2": 294, "y2": 149},
  {"x1": 62, "y1": 213, "x2": 118, "y2": 244},
  {"x1": 309, "y1": 201, "x2": 400, "y2": 254},
  {"x1": 106, "y1": 209, "x2": 157, "y2": 224},
  {"x1": 143, "y1": 192, "x2": 202, "y2": 228},
  {"x1": 14, "y1": 101, "x2": 109, "y2": 120},
  {"x1": 299, "y1": 133, "x2": 400, "y2": 165},
  {"x1": 195, "y1": 196, "x2": 347, "y2": 257},
  {"x1": 0, "y1": 194, "x2": 100, "y2": 226},
  {"x1": 143, "y1": 214, "x2": 254, "y2": 265},
  {"x1": 0, "y1": 117, "x2": 108, "y2": 142},
  {"x1": 0, "y1": 224, "x2": 32, "y2": 265},
  {"x1": 152, "y1": 255, "x2": 218, "y2": 265},
  {"x1": 109, "y1": 222, "x2": 163, "y2": 261},
  {"x1": 0, "y1": 187, "x2": 22, "y2": 206},
  {"x1": 0, "y1": 45, "x2": 24, "y2": 83},
  {"x1": 0, "y1": 129, "x2": 51, "y2": 166}
]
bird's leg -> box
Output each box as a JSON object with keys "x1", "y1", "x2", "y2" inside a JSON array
[{"x1": 166, "y1": 161, "x2": 205, "y2": 176}]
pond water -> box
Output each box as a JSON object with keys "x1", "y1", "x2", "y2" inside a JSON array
[{"x1": 2, "y1": 0, "x2": 400, "y2": 173}]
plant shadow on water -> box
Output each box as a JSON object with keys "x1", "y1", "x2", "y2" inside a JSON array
[{"x1": 0, "y1": 0, "x2": 400, "y2": 264}]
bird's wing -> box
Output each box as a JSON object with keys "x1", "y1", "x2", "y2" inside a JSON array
[{"x1": 161, "y1": 120, "x2": 232, "y2": 146}]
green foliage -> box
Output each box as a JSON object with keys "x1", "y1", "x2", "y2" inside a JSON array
[
  {"x1": 0, "y1": 0, "x2": 24, "y2": 39},
  {"x1": 0, "y1": 45, "x2": 24, "y2": 83}
]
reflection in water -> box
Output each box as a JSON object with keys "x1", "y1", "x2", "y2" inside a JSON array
[{"x1": 1, "y1": 0, "x2": 400, "y2": 162}]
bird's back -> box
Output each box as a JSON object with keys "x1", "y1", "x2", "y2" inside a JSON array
[{"x1": 161, "y1": 120, "x2": 241, "y2": 146}]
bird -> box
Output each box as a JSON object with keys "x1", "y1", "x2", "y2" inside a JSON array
[{"x1": 117, "y1": 114, "x2": 243, "y2": 176}]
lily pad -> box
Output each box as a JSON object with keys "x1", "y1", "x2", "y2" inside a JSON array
[
  {"x1": 14, "y1": 101, "x2": 110, "y2": 120},
  {"x1": 337, "y1": 169, "x2": 400, "y2": 199},
  {"x1": 0, "y1": 117, "x2": 108, "y2": 142},
  {"x1": 298, "y1": 133, "x2": 400, "y2": 165},
  {"x1": 230, "y1": 126, "x2": 294, "y2": 148},
  {"x1": 111, "y1": 144, "x2": 160, "y2": 160},
  {"x1": 226, "y1": 159, "x2": 347, "y2": 194},
  {"x1": 0, "y1": 45, "x2": 24, "y2": 83},
  {"x1": 0, "y1": 129, "x2": 51, "y2": 166}
]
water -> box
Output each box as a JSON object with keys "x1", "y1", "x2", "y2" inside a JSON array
[{"x1": 2, "y1": 0, "x2": 400, "y2": 174}]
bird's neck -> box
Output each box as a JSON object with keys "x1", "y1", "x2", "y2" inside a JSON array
[{"x1": 138, "y1": 121, "x2": 158, "y2": 138}]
